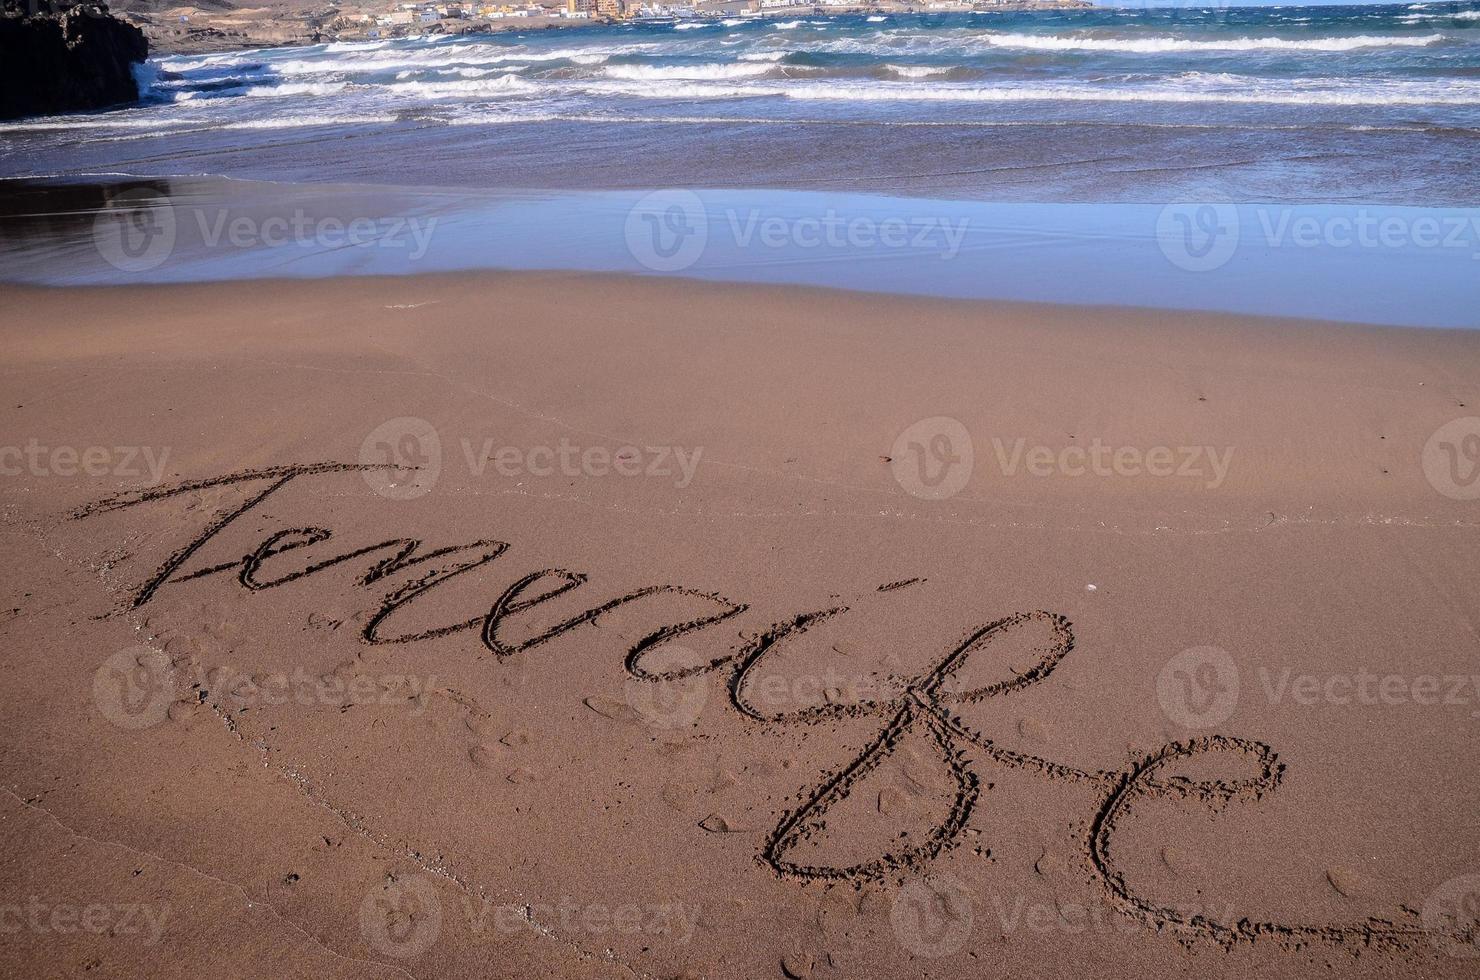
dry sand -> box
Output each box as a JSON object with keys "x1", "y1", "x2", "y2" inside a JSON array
[{"x1": 1, "y1": 271, "x2": 1478, "y2": 978}]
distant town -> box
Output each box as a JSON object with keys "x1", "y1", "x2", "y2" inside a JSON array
[
  {"x1": 120, "y1": 0, "x2": 1092, "y2": 54},
  {"x1": 358, "y1": 0, "x2": 1088, "y2": 34}
]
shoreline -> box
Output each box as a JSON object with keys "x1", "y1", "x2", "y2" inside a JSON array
[{"x1": 3, "y1": 176, "x2": 1476, "y2": 329}]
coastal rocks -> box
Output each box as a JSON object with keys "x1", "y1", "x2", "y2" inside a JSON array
[{"x1": 1, "y1": 4, "x2": 148, "y2": 121}]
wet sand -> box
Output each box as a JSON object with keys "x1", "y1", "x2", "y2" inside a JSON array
[
  {"x1": 4, "y1": 177, "x2": 1479, "y2": 327},
  {"x1": 1, "y1": 270, "x2": 1479, "y2": 978}
]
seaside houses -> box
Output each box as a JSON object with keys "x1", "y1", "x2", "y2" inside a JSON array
[{"x1": 566, "y1": 0, "x2": 646, "y2": 18}]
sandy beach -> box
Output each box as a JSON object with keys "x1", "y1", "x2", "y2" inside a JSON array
[{"x1": 1, "y1": 270, "x2": 1478, "y2": 978}]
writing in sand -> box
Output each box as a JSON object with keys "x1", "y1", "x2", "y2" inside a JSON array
[{"x1": 73, "y1": 462, "x2": 1472, "y2": 957}]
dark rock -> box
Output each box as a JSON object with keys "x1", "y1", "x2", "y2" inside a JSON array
[{"x1": 1, "y1": 3, "x2": 148, "y2": 120}]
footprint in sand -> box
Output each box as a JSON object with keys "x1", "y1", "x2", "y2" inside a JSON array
[
  {"x1": 167, "y1": 700, "x2": 201, "y2": 726},
  {"x1": 464, "y1": 714, "x2": 496, "y2": 737},
  {"x1": 1327, "y1": 867, "x2": 1363, "y2": 897},
  {"x1": 661, "y1": 783, "x2": 697, "y2": 812},
  {"x1": 468, "y1": 744, "x2": 499, "y2": 769},
  {"x1": 1017, "y1": 717, "x2": 1048, "y2": 740},
  {"x1": 878, "y1": 788, "x2": 908, "y2": 815},
  {"x1": 1160, "y1": 845, "x2": 1201, "y2": 877},
  {"x1": 780, "y1": 950, "x2": 814, "y2": 979},
  {"x1": 698, "y1": 814, "x2": 750, "y2": 833},
  {"x1": 584, "y1": 694, "x2": 639, "y2": 723}
]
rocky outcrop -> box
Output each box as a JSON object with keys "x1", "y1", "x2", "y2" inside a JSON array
[{"x1": 0, "y1": 4, "x2": 148, "y2": 120}]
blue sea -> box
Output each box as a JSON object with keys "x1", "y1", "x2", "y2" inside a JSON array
[{"x1": 2, "y1": 4, "x2": 1478, "y2": 324}]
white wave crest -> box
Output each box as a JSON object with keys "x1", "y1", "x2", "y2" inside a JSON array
[
  {"x1": 323, "y1": 40, "x2": 391, "y2": 52},
  {"x1": 604, "y1": 62, "x2": 773, "y2": 79},
  {"x1": 886, "y1": 64, "x2": 952, "y2": 78},
  {"x1": 581, "y1": 73, "x2": 1480, "y2": 107},
  {"x1": 979, "y1": 31, "x2": 1452, "y2": 53},
  {"x1": 383, "y1": 74, "x2": 539, "y2": 99},
  {"x1": 243, "y1": 81, "x2": 350, "y2": 97}
]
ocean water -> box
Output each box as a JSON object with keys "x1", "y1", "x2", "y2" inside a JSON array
[
  {"x1": 3, "y1": 179, "x2": 1477, "y2": 326},
  {"x1": 3, "y1": 4, "x2": 1480, "y2": 202},
  {"x1": 2, "y1": 5, "x2": 1477, "y2": 325}
]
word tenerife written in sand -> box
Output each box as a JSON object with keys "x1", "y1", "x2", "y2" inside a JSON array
[{"x1": 72, "y1": 463, "x2": 1473, "y2": 959}]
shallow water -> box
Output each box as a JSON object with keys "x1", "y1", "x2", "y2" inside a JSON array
[{"x1": 3, "y1": 177, "x2": 1476, "y2": 327}]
